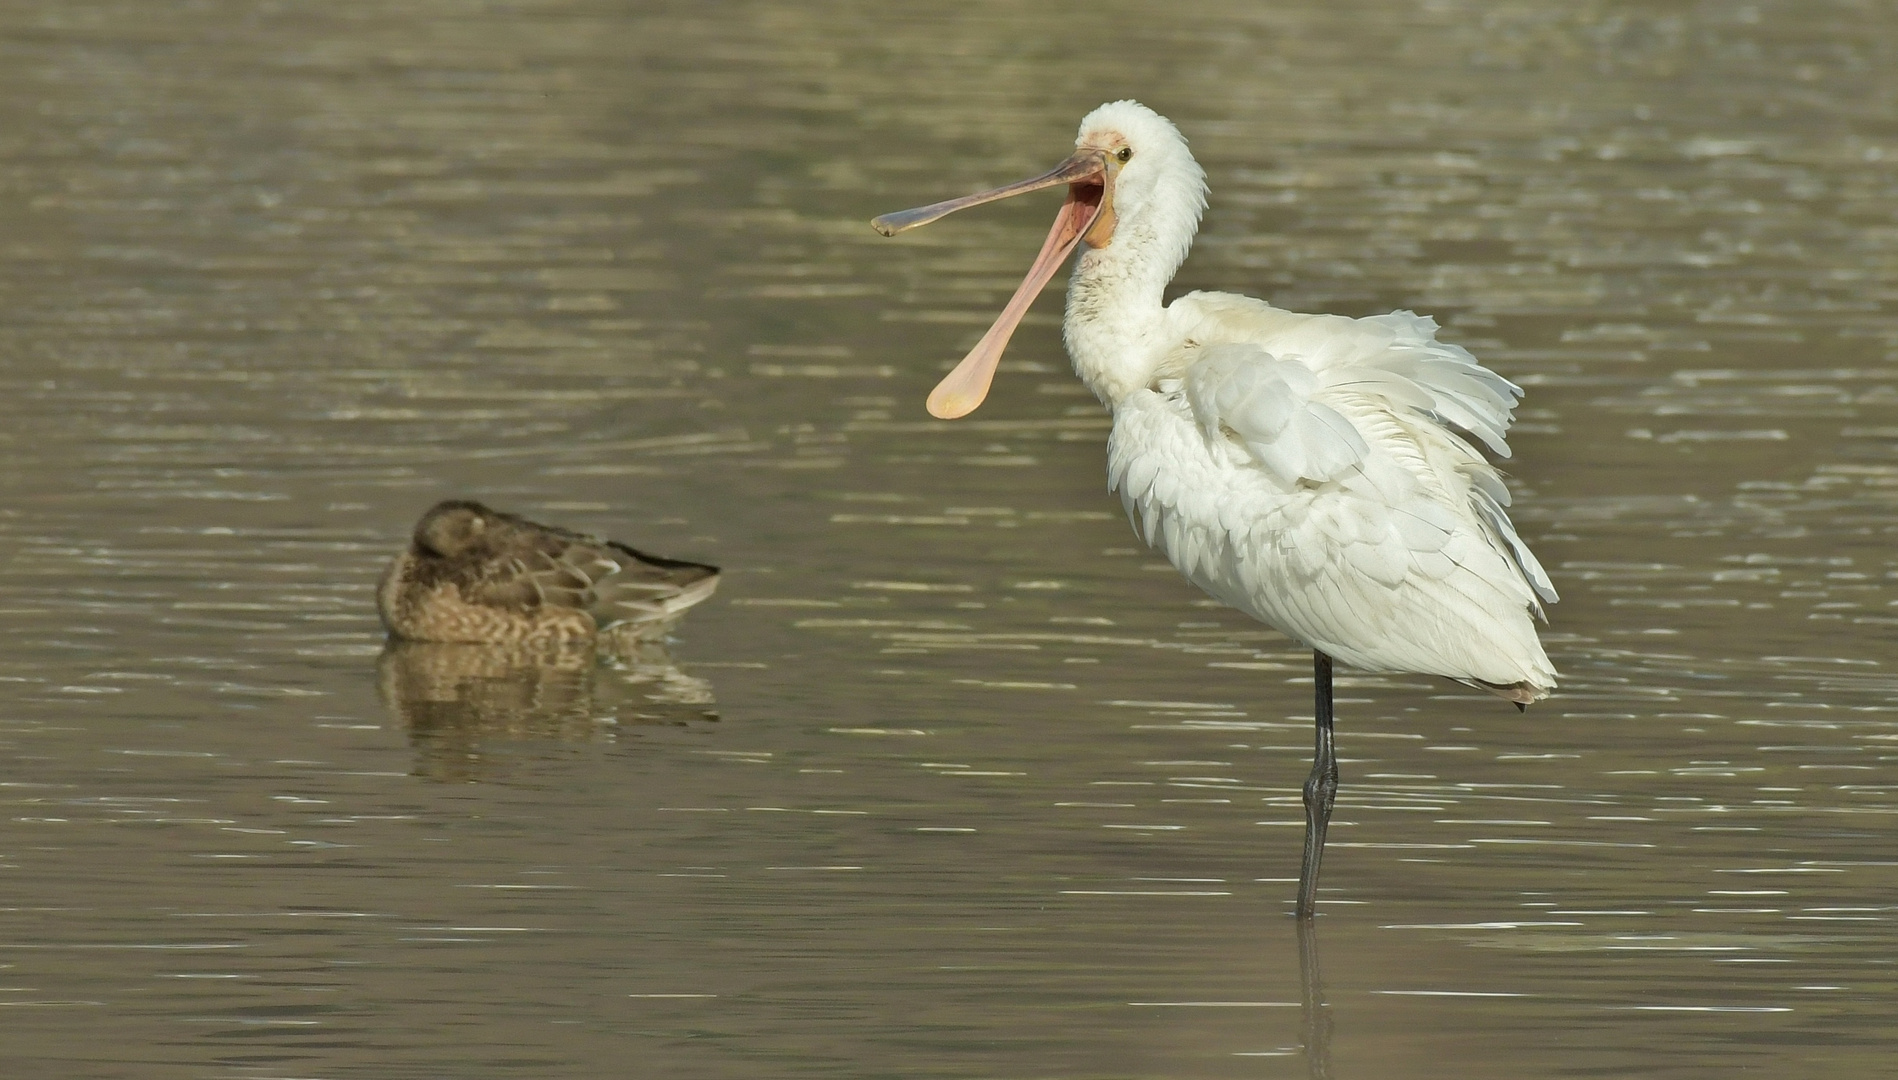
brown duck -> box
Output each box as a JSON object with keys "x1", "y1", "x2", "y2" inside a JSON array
[{"x1": 378, "y1": 500, "x2": 720, "y2": 646}]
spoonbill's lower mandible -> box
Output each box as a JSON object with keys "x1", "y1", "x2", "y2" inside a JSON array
[{"x1": 873, "y1": 101, "x2": 1557, "y2": 918}]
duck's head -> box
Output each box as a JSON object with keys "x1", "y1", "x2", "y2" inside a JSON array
[
  {"x1": 413, "y1": 500, "x2": 494, "y2": 559},
  {"x1": 873, "y1": 100, "x2": 1204, "y2": 419}
]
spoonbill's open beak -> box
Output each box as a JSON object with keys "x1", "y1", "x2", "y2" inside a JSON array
[{"x1": 873, "y1": 149, "x2": 1113, "y2": 419}]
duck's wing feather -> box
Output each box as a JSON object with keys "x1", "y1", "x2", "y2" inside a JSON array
[
  {"x1": 456, "y1": 524, "x2": 610, "y2": 611},
  {"x1": 595, "y1": 542, "x2": 721, "y2": 627},
  {"x1": 459, "y1": 520, "x2": 720, "y2": 628}
]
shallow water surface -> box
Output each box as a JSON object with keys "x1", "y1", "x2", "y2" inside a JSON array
[{"x1": 3, "y1": 1, "x2": 1898, "y2": 1077}]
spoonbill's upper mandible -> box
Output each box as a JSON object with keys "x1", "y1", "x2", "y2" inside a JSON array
[{"x1": 873, "y1": 101, "x2": 1558, "y2": 918}]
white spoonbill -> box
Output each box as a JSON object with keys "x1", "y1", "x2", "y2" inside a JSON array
[{"x1": 873, "y1": 101, "x2": 1557, "y2": 918}]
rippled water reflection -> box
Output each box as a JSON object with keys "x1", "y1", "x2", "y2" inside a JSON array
[{"x1": 3, "y1": 0, "x2": 1897, "y2": 1076}]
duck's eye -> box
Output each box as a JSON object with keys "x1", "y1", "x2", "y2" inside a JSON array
[{"x1": 1115, "y1": 147, "x2": 1133, "y2": 163}]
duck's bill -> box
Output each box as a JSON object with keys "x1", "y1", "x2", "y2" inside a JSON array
[{"x1": 872, "y1": 150, "x2": 1109, "y2": 419}]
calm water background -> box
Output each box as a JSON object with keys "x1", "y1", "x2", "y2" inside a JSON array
[{"x1": 3, "y1": 1, "x2": 1897, "y2": 1076}]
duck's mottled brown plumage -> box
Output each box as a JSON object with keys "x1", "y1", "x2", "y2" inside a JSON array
[{"x1": 378, "y1": 500, "x2": 720, "y2": 645}]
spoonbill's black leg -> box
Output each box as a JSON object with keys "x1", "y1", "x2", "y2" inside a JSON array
[{"x1": 1296, "y1": 650, "x2": 1338, "y2": 919}]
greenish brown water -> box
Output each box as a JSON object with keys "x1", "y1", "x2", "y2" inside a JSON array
[{"x1": 3, "y1": 1, "x2": 1898, "y2": 1076}]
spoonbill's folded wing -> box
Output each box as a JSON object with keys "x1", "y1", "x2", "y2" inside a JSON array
[{"x1": 1166, "y1": 295, "x2": 1556, "y2": 610}]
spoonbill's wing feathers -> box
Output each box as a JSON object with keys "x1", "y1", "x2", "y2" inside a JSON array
[
  {"x1": 1184, "y1": 344, "x2": 1368, "y2": 485},
  {"x1": 1110, "y1": 386, "x2": 1555, "y2": 693},
  {"x1": 1106, "y1": 293, "x2": 1558, "y2": 691},
  {"x1": 1172, "y1": 293, "x2": 1525, "y2": 457},
  {"x1": 1170, "y1": 292, "x2": 1556, "y2": 607},
  {"x1": 1469, "y1": 481, "x2": 1557, "y2": 606}
]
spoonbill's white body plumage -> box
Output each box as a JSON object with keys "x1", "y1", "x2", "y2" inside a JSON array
[
  {"x1": 1105, "y1": 295, "x2": 1557, "y2": 694},
  {"x1": 874, "y1": 100, "x2": 1557, "y2": 915}
]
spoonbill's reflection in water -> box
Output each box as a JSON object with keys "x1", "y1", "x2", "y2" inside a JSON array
[
  {"x1": 1298, "y1": 921, "x2": 1335, "y2": 1079},
  {"x1": 374, "y1": 500, "x2": 722, "y2": 780},
  {"x1": 875, "y1": 101, "x2": 1557, "y2": 916}
]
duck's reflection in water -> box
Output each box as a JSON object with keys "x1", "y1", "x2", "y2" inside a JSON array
[{"x1": 376, "y1": 632, "x2": 716, "y2": 781}]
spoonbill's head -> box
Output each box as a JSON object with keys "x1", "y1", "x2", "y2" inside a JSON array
[{"x1": 873, "y1": 100, "x2": 1204, "y2": 419}]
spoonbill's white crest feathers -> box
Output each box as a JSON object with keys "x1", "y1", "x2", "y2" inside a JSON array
[{"x1": 873, "y1": 100, "x2": 1558, "y2": 916}]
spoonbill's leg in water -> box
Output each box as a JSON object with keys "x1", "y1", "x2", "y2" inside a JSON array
[{"x1": 1298, "y1": 652, "x2": 1339, "y2": 919}]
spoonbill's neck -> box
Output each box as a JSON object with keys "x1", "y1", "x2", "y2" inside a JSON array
[{"x1": 1062, "y1": 177, "x2": 1204, "y2": 409}]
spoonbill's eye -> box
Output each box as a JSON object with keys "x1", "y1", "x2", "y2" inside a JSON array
[{"x1": 1115, "y1": 147, "x2": 1133, "y2": 163}]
